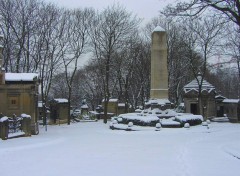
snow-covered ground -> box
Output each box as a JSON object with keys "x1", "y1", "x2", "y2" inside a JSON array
[{"x1": 1, "y1": 121, "x2": 240, "y2": 176}]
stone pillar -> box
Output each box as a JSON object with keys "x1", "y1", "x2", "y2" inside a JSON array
[
  {"x1": 22, "y1": 117, "x2": 31, "y2": 136},
  {"x1": 150, "y1": 26, "x2": 168, "y2": 99},
  {"x1": 0, "y1": 117, "x2": 9, "y2": 140}
]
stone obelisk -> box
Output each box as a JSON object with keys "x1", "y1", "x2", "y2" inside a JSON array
[{"x1": 150, "y1": 26, "x2": 168, "y2": 99}]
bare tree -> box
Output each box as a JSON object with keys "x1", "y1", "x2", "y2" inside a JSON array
[
  {"x1": 90, "y1": 4, "x2": 140, "y2": 123},
  {"x1": 162, "y1": 0, "x2": 240, "y2": 27},
  {"x1": 224, "y1": 23, "x2": 240, "y2": 98},
  {"x1": 36, "y1": 3, "x2": 63, "y2": 127},
  {"x1": 183, "y1": 15, "x2": 226, "y2": 116},
  {"x1": 0, "y1": 0, "x2": 40, "y2": 72},
  {"x1": 59, "y1": 8, "x2": 94, "y2": 125}
]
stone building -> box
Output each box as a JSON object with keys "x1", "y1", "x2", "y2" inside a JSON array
[
  {"x1": 221, "y1": 99, "x2": 240, "y2": 122},
  {"x1": 183, "y1": 74, "x2": 216, "y2": 119},
  {"x1": 101, "y1": 99, "x2": 132, "y2": 118},
  {"x1": 49, "y1": 98, "x2": 69, "y2": 124},
  {"x1": 0, "y1": 54, "x2": 39, "y2": 134},
  {"x1": 0, "y1": 73, "x2": 39, "y2": 134}
]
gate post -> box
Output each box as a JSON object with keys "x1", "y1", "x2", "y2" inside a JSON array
[
  {"x1": 0, "y1": 117, "x2": 9, "y2": 140},
  {"x1": 21, "y1": 114, "x2": 32, "y2": 136}
]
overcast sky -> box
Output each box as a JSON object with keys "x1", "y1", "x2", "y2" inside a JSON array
[{"x1": 45, "y1": 0, "x2": 175, "y2": 24}]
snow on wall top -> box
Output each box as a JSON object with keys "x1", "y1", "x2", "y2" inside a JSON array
[
  {"x1": 21, "y1": 113, "x2": 31, "y2": 118},
  {"x1": 0, "y1": 116, "x2": 8, "y2": 122},
  {"x1": 5, "y1": 73, "x2": 38, "y2": 82},
  {"x1": 223, "y1": 99, "x2": 240, "y2": 104},
  {"x1": 153, "y1": 26, "x2": 165, "y2": 32},
  {"x1": 54, "y1": 98, "x2": 68, "y2": 103},
  {"x1": 184, "y1": 75, "x2": 215, "y2": 93}
]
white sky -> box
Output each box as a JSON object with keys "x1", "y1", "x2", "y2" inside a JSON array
[{"x1": 44, "y1": 0, "x2": 175, "y2": 24}]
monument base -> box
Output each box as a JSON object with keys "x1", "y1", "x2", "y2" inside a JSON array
[{"x1": 145, "y1": 98, "x2": 172, "y2": 110}]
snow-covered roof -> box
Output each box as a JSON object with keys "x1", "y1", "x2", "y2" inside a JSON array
[
  {"x1": 222, "y1": 99, "x2": 240, "y2": 104},
  {"x1": 184, "y1": 74, "x2": 215, "y2": 94},
  {"x1": 153, "y1": 26, "x2": 165, "y2": 32},
  {"x1": 215, "y1": 95, "x2": 226, "y2": 99},
  {"x1": 54, "y1": 98, "x2": 68, "y2": 103},
  {"x1": 145, "y1": 99, "x2": 171, "y2": 105},
  {"x1": 5, "y1": 73, "x2": 38, "y2": 82},
  {"x1": 118, "y1": 103, "x2": 125, "y2": 107},
  {"x1": 21, "y1": 113, "x2": 31, "y2": 118},
  {"x1": 81, "y1": 104, "x2": 88, "y2": 109}
]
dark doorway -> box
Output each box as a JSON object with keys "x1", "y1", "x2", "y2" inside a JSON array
[
  {"x1": 217, "y1": 106, "x2": 224, "y2": 117},
  {"x1": 190, "y1": 103, "x2": 198, "y2": 115}
]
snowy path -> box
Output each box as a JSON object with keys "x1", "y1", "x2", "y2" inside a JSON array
[{"x1": 0, "y1": 122, "x2": 240, "y2": 176}]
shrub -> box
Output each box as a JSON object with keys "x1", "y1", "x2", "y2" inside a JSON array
[
  {"x1": 175, "y1": 115, "x2": 203, "y2": 127},
  {"x1": 119, "y1": 114, "x2": 159, "y2": 127}
]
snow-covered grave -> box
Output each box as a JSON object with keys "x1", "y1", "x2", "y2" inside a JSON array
[{"x1": 0, "y1": 121, "x2": 239, "y2": 176}]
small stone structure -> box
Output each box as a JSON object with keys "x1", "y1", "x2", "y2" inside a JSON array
[
  {"x1": 222, "y1": 99, "x2": 240, "y2": 122},
  {"x1": 183, "y1": 74, "x2": 216, "y2": 119},
  {"x1": 81, "y1": 104, "x2": 89, "y2": 115},
  {"x1": 49, "y1": 98, "x2": 69, "y2": 124},
  {"x1": 101, "y1": 99, "x2": 132, "y2": 118}
]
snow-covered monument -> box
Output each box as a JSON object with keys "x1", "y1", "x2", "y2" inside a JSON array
[{"x1": 146, "y1": 26, "x2": 171, "y2": 109}]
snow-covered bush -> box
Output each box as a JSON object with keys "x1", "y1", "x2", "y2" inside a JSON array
[
  {"x1": 118, "y1": 113, "x2": 159, "y2": 127},
  {"x1": 112, "y1": 120, "x2": 118, "y2": 124},
  {"x1": 184, "y1": 123, "x2": 190, "y2": 128},
  {"x1": 175, "y1": 115, "x2": 203, "y2": 127},
  {"x1": 160, "y1": 119, "x2": 181, "y2": 128}
]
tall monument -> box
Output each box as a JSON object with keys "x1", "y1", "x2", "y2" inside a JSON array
[{"x1": 150, "y1": 26, "x2": 168, "y2": 99}]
